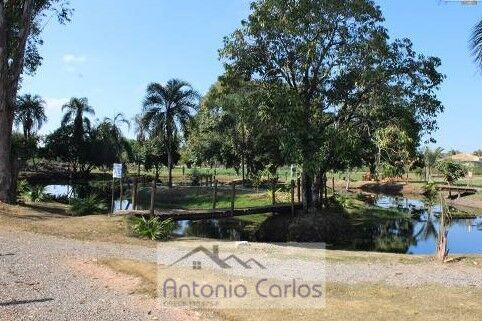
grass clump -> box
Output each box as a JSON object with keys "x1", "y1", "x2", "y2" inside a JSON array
[
  {"x1": 129, "y1": 216, "x2": 177, "y2": 240},
  {"x1": 69, "y1": 195, "x2": 107, "y2": 215}
]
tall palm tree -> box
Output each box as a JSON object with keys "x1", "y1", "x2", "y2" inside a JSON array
[
  {"x1": 61, "y1": 97, "x2": 95, "y2": 143},
  {"x1": 14, "y1": 94, "x2": 47, "y2": 138},
  {"x1": 142, "y1": 79, "x2": 199, "y2": 187}
]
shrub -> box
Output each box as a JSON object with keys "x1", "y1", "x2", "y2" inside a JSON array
[
  {"x1": 20, "y1": 184, "x2": 45, "y2": 202},
  {"x1": 423, "y1": 182, "x2": 438, "y2": 200},
  {"x1": 69, "y1": 195, "x2": 107, "y2": 215},
  {"x1": 17, "y1": 179, "x2": 29, "y2": 196},
  {"x1": 334, "y1": 194, "x2": 354, "y2": 208},
  {"x1": 188, "y1": 168, "x2": 203, "y2": 186},
  {"x1": 435, "y1": 160, "x2": 467, "y2": 185},
  {"x1": 130, "y1": 216, "x2": 177, "y2": 240}
]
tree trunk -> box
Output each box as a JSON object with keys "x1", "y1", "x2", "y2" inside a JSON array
[
  {"x1": 166, "y1": 126, "x2": 173, "y2": 188},
  {"x1": 0, "y1": 106, "x2": 14, "y2": 203},
  {"x1": 345, "y1": 170, "x2": 351, "y2": 191},
  {"x1": 241, "y1": 125, "x2": 246, "y2": 186},
  {"x1": 0, "y1": 1, "x2": 35, "y2": 203},
  {"x1": 312, "y1": 172, "x2": 321, "y2": 208},
  {"x1": 302, "y1": 169, "x2": 313, "y2": 212}
]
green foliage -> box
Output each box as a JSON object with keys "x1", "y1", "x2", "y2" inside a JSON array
[
  {"x1": 435, "y1": 160, "x2": 468, "y2": 185},
  {"x1": 14, "y1": 94, "x2": 47, "y2": 138},
  {"x1": 188, "y1": 168, "x2": 203, "y2": 186},
  {"x1": 423, "y1": 147, "x2": 444, "y2": 181},
  {"x1": 422, "y1": 182, "x2": 438, "y2": 201},
  {"x1": 141, "y1": 79, "x2": 199, "y2": 187},
  {"x1": 130, "y1": 217, "x2": 177, "y2": 240},
  {"x1": 218, "y1": 0, "x2": 444, "y2": 207},
  {"x1": 16, "y1": 179, "x2": 29, "y2": 196},
  {"x1": 69, "y1": 195, "x2": 107, "y2": 216},
  {"x1": 25, "y1": 185, "x2": 45, "y2": 202},
  {"x1": 17, "y1": 181, "x2": 44, "y2": 203},
  {"x1": 334, "y1": 194, "x2": 355, "y2": 208}
]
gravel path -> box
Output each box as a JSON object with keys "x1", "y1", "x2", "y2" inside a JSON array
[
  {"x1": 1, "y1": 230, "x2": 481, "y2": 320},
  {"x1": 0, "y1": 230, "x2": 196, "y2": 321}
]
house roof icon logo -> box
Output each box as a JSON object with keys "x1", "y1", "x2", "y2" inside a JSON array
[{"x1": 169, "y1": 245, "x2": 266, "y2": 269}]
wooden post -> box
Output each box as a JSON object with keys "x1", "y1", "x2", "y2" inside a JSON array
[
  {"x1": 119, "y1": 177, "x2": 124, "y2": 211},
  {"x1": 150, "y1": 179, "x2": 156, "y2": 216},
  {"x1": 271, "y1": 179, "x2": 276, "y2": 205},
  {"x1": 110, "y1": 177, "x2": 115, "y2": 214},
  {"x1": 297, "y1": 177, "x2": 301, "y2": 203},
  {"x1": 291, "y1": 180, "x2": 295, "y2": 216},
  {"x1": 212, "y1": 179, "x2": 218, "y2": 209},
  {"x1": 231, "y1": 183, "x2": 236, "y2": 214},
  {"x1": 332, "y1": 176, "x2": 335, "y2": 195},
  {"x1": 132, "y1": 176, "x2": 138, "y2": 210}
]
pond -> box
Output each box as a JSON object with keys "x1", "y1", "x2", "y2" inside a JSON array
[
  {"x1": 43, "y1": 182, "x2": 134, "y2": 211},
  {"x1": 41, "y1": 184, "x2": 482, "y2": 255},
  {"x1": 173, "y1": 195, "x2": 482, "y2": 255}
]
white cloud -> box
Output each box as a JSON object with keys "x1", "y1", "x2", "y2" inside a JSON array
[
  {"x1": 63, "y1": 54, "x2": 86, "y2": 64},
  {"x1": 44, "y1": 97, "x2": 69, "y2": 110}
]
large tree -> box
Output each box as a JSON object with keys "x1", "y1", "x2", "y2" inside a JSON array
[
  {"x1": 142, "y1": 79, "x2": 199, "y2": 187},
  {"x1": 188, "y1": 80, "x2": 285, "y2": 180},
  {"x1": 14, "y1": 93, "x2": 46, "y2": 138},
  {"x1": 0, "y1": 1, "x2": 71, "y2": 202},
  {"x1": 220, "y1": 0, "x2": 443, "y2": 210}
]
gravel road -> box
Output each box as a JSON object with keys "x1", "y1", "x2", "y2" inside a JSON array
[
  {"x1": 0, "y1": 230, "x2": 194, "y2": 321},
  {"x1": 1, "y1": 230, "x2": 481, "y2": 320}
]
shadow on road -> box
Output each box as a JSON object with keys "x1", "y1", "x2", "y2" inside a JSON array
[{"x1": 0, "y1": 298, "x2": 53, "y2": 307}]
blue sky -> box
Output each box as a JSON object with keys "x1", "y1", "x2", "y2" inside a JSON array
[{"x1": 21, "y1": 0, "x2": 482, "y2": 152}]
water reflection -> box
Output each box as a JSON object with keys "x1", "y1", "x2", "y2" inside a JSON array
[{"x1": 175, "y1": 195, "x2": 482, "y2": 254}]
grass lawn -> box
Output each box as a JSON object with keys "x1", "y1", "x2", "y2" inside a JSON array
[{"x1": 135, "y1": 186, "x2": 279, "y2": 210}]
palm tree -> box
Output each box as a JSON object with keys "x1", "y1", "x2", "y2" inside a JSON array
[
  {"x1": 61, "y1": 97, "x2": 95, "y2": 142},
  {"x1": 14, "y1": 94, "x2": 47, "y2": 138},
  {"x1": 103, "y1": 112, "x2": 130, "y2": 142},
  {"x1": 133, "y1": 114, "x2": 147, "y2": 143},
  {"x1": 471, "y1": 20, "x2": 482, "y2": 68},
  {"x1": 423, "y1": 147, "x2": 444, "y2": 182},
  {"x1": 142, "y1": 79, "x2": 199, "y2": 187}
]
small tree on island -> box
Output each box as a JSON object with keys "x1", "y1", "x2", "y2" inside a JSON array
[{"x1": 435, "y1": 160, "x2": 468, "y2": 197}]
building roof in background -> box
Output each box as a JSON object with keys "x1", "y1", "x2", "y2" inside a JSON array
[{"x1": 447, "y1": 153, "x2": 482, "y2": 163}]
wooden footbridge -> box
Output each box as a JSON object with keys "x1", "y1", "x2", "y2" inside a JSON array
[
  {"x1": 115, "y1": 177, "x2": 303, "y2": 221},
  {"x1": 436, "y1": 185, "x2": 479, "y2": 198},
  {"x1": 116, "y1": 203, "x2": 302, "y2": 220}
]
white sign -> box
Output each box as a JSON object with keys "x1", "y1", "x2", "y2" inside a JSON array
[{"x1": 113, "y1": 163, "x2": 123, "y2": 178}]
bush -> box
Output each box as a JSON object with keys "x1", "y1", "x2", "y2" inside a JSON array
[
  {"x1": 20, "y1": 184, "x2": 45, "y2": 202},
  {"x1": 435, "y1": 160, "x2": 467, "y2": 185},
  {"x1": 130, "y1": 216, "x2": 177, "y2": 240},
  {"x1": 17, "y1": 179, "x2": 29, "y2": 196},
  {"x1": 423, "y1": 182, "x2": 438, "y2": 200},
  {"x1": 188, "y1": 168, "x2": 203, "y2": 186},
  {"x1": 334, "y1": 194, "x2": 354, "y2": 208},
  {"x1": 69, "y1": 195, "x2": 107, "y2": 215}
]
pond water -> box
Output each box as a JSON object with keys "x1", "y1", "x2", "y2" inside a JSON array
[
  {"x1": 43, "y1": 183, "x2": 133, "y2": 211},
  {"x1": 42, "y1": 184, "x2": 482, "y2": 255},
  {"x1": 173, "y1": 195, "x2": 482, "y2": 255}
]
